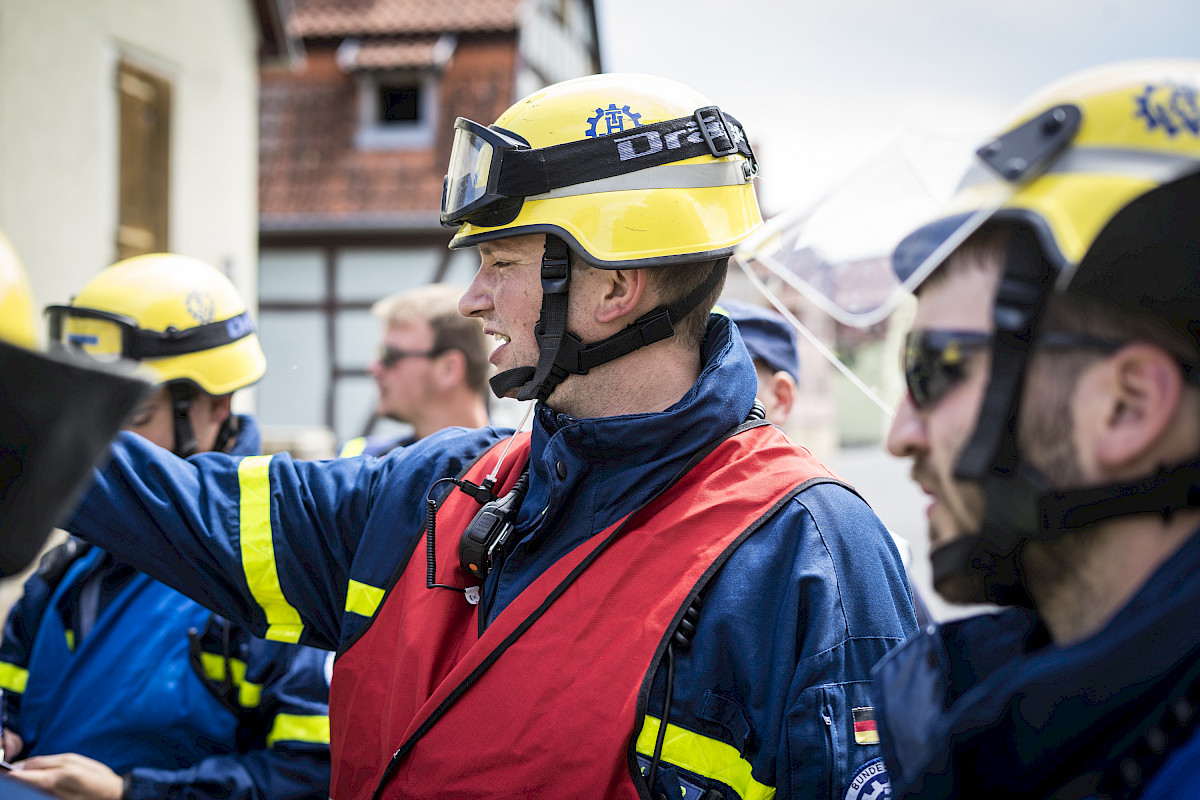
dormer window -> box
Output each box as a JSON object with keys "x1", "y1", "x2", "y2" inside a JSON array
[
  {"x1": 380, "y1": 84, "x2": 420, "y2": 123},
  {"x1": 338, "y1": 34, "x2": 455, "y2": 151}
]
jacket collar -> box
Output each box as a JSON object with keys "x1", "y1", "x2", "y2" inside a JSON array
[
  {"x1": 874, "y1": 527, "x2": 1200, "y2": 797},
  {"x1": 515, "y1": 313, "x2": 759, "y2": 537}
]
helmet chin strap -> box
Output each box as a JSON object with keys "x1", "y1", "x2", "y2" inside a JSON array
[
  {"x1": 169, "y1": 381, "x2": 200, "y2": 458},
  {"x1": 933, "y1": 228, "x2": 1055, "y2": 607},
  {"x1": 489, "y1": 236, "x2": 727, "y2": 404}
]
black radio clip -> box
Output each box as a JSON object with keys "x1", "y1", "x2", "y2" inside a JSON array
[{"x1": 458, "y1": 468, "x2": 530, "y2": 580}]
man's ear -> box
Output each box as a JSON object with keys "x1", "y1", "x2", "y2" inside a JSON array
[
  {"x1": 1093, "y1": 344, "x2": 1186, "y2": 471},
  {"x1": 436, "y1": 349, "x2": 467, "y2": 390},
  {"x1": 595, "y1": 267, "x2": 650, "y2": 325},
  {"x1": 765, "y1": 370, "x2": 797, "y2": 424}
]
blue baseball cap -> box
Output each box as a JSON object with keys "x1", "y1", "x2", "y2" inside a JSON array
[{"x1": 715, "y1": 298, "x2": 800, "y2": 384}]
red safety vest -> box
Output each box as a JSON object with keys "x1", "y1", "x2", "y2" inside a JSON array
[{"x1": 329, "y1": 423, "x2": 840, "y2": 799}]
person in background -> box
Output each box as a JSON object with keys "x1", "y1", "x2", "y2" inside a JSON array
[
  {"x1": 718, "y1": 296, "x2": 935, "y2": 628},
  {"x1": 2, "y1": 254, "x2": 331, "y2": 800},
  {"x1": 62, "y1": 74, "x2": 916, "y2": 799},
  {"x1": 873, "y1": 60, "x2": 1200, "y2": 798},
  {"x1": 340, "y1": 283, "x2": 491, "y2": 457},
  {"x1": 0, "y1": 230, "x2": 149, "y2": 800}
]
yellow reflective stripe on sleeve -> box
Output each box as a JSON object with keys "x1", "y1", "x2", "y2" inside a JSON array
[
  {"x1": 0, "y1": 661, "x2": 28, "y2": 694},
  {"x1": 238, "y1": 455, "x2": 304, "y2": 644},
  {"x1": 636, "y1": 715, "x2": 775, "y2": 800},
  {"x1": 65, "y1": 630, "x2": 75, "y2": 651},
  {"x1": 345, "y1": 579, "x2": 385, "y2": 618},
  {"x1": 338, "y1": 438, "x2": 367, "y2": 458},
  {"x1": 239, "y1": 680, "x2": 263, "y2": 709},
  {"x1": 267, "y1": 713, "x2": 331, "y2": 747}
]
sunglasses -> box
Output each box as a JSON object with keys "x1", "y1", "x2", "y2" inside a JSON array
[
  {"x1": 904, "y1": 329, "x2": 1129, "y2": 410},
  {"x1": 377, "y1": 345, "x2": 445, "y2": 369}
]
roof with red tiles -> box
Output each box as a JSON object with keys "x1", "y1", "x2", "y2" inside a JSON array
[
  {"x1": 260, "y1": 42, "x2": 518, "y2": 228},
  {"x1": 291, "y1": 0, "x2": 524, "y2": 38},
  {"x1": 339, "y1": 36, "x2": 448, "y2": 70}
]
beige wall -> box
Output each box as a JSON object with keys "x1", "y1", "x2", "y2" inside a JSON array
[{"x1": 0, "y1": 0, "x2": 261, "y2": 333}]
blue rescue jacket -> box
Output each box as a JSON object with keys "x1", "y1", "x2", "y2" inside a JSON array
[
  {"x1": 68, "y1": 316, "x2": 918, "y2": 800},
  {"x1": 0, "y1": 416, "x2": 332, "y2": 800},
  {"x1": 871, "y1": 528, "x2": 1200, "y2": 799}
]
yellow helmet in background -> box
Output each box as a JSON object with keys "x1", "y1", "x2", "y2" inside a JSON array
[
  {"x1": 47, "y1": 253, "x2": 266, "y2": 395},
  {"x1": 0, "y1": 230, "x2": 38, "y2": 350},
  {"x1": 895, "y1": 59, "x2": 1200, "y2": 290},
  {"x1": 443, "y1": 72, "x2": 763, "y2": 267},
  {"x1": 0, "y1": 230, "x2": 150, "y2": 577}
]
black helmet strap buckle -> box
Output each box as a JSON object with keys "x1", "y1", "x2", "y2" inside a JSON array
[{"x1": 488, "y1": 237, "x2": 727, "y2": 404}]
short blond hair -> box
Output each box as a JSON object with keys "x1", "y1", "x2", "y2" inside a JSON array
[{"x1": 371, "y1": 284, "x2": 490, "y2": 392}]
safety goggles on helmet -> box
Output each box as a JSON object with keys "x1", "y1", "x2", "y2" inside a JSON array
[
  {"x1": 45, "y1": 304, "x2": 257, "y2": 364},
  {"x1": 440, "y1": 106, "x2": 758, "y2": 229}
]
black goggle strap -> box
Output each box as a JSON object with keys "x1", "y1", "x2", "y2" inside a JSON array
[
  {"x1": 495, "y1": 107, "x2": 757, "y2": 199},
  {"x1": 169, "y1": 381, "x2": 200, "y2": 458},
  {"x1": 46, "y1": 305, "x2": 256, "y2": 361}
]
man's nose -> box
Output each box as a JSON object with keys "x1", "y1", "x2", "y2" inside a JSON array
[
  {"x1": 886, "y1": 393, "x2": 927, "y2": 459},
  {"x1": 458, "y1": 268, "x2": 490, "y2": 319}
]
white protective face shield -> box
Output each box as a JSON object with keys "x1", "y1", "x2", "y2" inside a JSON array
[{"x1": 734, "y1": 131, "x2": 1021, "y2": 331}]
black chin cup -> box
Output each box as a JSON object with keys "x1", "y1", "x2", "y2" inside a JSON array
[{"x1": 0, "y1": 340, "x2": 150, "y2": 577}]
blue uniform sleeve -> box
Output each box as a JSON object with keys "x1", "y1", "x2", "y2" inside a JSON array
[
  {"x1": 125, "y1": 638, "x2": 331, "y2": 800},
  {"x1": 0, "y1": 570, "x2": 57, "y2": 743},
  {"x1": 777, "y1": 483, "x2": 918, "y2": 800},
  {"x1": 67, "y1": 428, "x2": 504, "y2": 650}
]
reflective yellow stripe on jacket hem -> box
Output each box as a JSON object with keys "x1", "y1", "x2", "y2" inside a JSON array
[
  {"x1": 0, "y1": 661, "x2": 28, "y2": 694},
  {"x1": 267, "y1": 713, "x2": 331, "y2": 747},
  {"x1": 338, "y1": 438, "x2": 367, "y2": 458},
  {"x1": 238, "y1": 455, "x2": 304, "y2": 643},
  {"x1": 345, "y1": 579, "x2": 385, "y2": 618},
  {"x1": 635, "y1": 715, "x2": 775, "y2": 800}
]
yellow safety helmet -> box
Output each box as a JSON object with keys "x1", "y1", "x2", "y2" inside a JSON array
[
  {"x1": 47, "y1": 253, "x2": 266, "y2": 395},
  {"x1": 0, "y1": 230, "x2": 38, "y2": 350},
  {"x1": 0, "y1": 230, "x2": 149, "y2": 577},
  {"x1": 442, "y1": 72, "x2": 763, "y2": 267},
  {"x1": 895, "y1": 58, "x2": 1200, "y2": 292}
]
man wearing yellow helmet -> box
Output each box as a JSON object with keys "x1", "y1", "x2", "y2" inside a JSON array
[
  {"x1": 1, "y1": 254, "x2": 332, "y2": 800},
  {"x1": 867, "y1": 61, "x2": 1200, "y2": 798},
  {"x1": 64, "y1": 75, "x2": 916, "y2": 800}
]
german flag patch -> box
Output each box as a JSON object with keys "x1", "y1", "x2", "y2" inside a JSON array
[{"x1": 852, "y1": 706, "x2": 879, "y2": 745}]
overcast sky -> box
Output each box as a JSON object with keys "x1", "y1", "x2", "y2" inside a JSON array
[{"x1": 596, "y1": 0, "x2": 1200, "y2": 213}]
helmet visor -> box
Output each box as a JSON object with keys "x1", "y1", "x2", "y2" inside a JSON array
[{"x1": 440, "y1": 119, "x2": 529, "y2": 227}]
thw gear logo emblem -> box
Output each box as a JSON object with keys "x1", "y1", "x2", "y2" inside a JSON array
[
  {"x1": 586, "y1": 103, "x2": 642, "y2": 137},
  {"x1": 186, "y1": 291, "x2": 216, "y2": 325},
  {"x1": 1134, "y1": 82, "x2": 1200, "y2": 137},
  {"x1": 844, "y1": 758, "x2": 891, "y2": 800}
]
